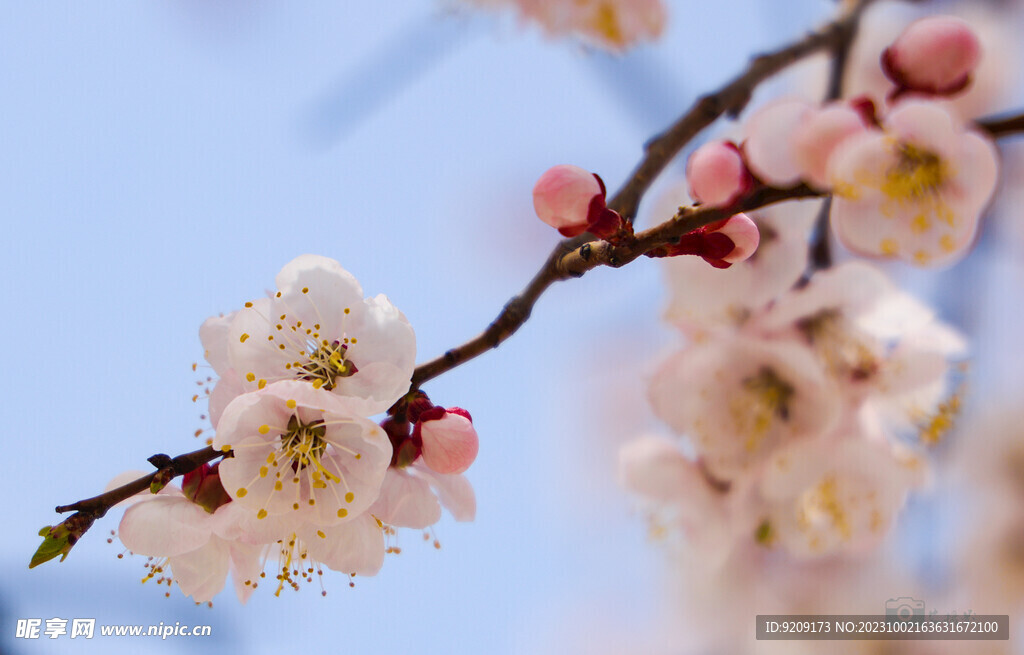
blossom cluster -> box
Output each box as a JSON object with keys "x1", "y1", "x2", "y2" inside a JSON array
[
  {"x1": 687, "y1": 15, "x2": 999, "y2": 268},
  {"x1": 616, "y1": 14, "x2": 999, "y2": 552},
  {"x1": 113, "y1": 256, "x2": 479, "y2": 603},
  {"x1": 620, "y1": 208, "x2": 964, "y2": 562}
]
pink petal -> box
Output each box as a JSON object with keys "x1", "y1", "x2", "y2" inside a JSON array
[
  {"x1": 744, "y1": 98, "x2": 812, "y2": 187},
  {"x1": 532, "y1": 165, "x2": 603, "y2": 235},
  {"x1": 686, "y1": 141, "x2": 750, "y2": 208},
  {"x1": 792, "y1": 103, "x2": 869, "y2": 190},
  {"x1": 618, "y1": 435, "x2": 708, "y2": 502},
  {"x1": 419, "y1": 411, "x2": 479, "y2": 475},
  {"x1": 714, "y1": 214, "x2": 760, "y2": 263}
]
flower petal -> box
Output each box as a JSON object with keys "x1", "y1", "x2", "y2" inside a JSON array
[{"x1": 119, "y1": 496, "x2": 213, "y2": 557}]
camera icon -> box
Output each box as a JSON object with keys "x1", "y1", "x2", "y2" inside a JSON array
[{"x1": 886, "y1": 597, "x2": 925, "y2": 619}]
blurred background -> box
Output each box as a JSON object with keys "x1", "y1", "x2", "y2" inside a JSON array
[{"x1": 2, "y1": 1, "x2": 1023, "y2": 653}]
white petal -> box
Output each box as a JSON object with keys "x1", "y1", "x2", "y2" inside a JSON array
[
  {"x1": 228, "y1": 540, "x2": 266, "y2": 604},
  {"x1": 274, "y1": 255, "x2": 364, "y2": 304},
  {"x1": 415, "y1": 466, "x2": 477, "y2": 522},
  {"x1": 618, "y1": 435, "x2": 709, "y2": 502},
  {"x1": 302, "y1": 514, "x2": 385, "y2": 577},
  {"x1": 208, "y1": 369, "x2": 245, "y2": 429},
  {"x1": 119, "y1": 496, "x2": 213, "y2": 557},
  {"x1": 199, "y1": 312, "x2": 236, "y2": 376},
  {"x1": 168, "y1": 538, "x2": 230, "y2": 603},
  {"x1": 369, "y1": 468, "x2": 441, "y2": 529}
]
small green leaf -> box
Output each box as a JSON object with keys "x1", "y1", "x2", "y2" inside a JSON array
[{"x1": 29, "y1": 526, "x2": 71, "y2": 569}]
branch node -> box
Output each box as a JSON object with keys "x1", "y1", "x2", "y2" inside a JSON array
[{"x1": 147, "y1": 454, "x2": 173, "y2": 470}]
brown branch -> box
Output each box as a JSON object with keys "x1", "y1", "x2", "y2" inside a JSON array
[
  {"x1": 977, "y1": 111, "x2": 1024, "y2": 138},
  {"x1": 608, "y1": 0, "x2": 875, "y2": 221},
  {"x1": 557, "y1": 184, "x2": 824, "y2": 277},
  {"x1": 412, "y1": 1, "x2": 875, "y2": 388},
  {"x1": 55, "y1": 446, "x2": 222, "y2": 517}
]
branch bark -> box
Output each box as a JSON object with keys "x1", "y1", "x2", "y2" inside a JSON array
[{"x1": 55, "y1": 446, "x2": 221, "y2": 516}]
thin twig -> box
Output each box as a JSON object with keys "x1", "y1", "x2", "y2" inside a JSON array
[
  {"x1": 977, "y1": 112, "x2": 1024, "y2": 138},
  {"x1": 411, "y1": 0, "x2": 876, "y2": 388},
  {"x1": 610, "y1": 0, "x2": 875, "y2": 221},
  {"x1": 55, "y1": 446, "x2": 221, "y2": 516}
]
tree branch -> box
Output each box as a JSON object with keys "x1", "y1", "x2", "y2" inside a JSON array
[
  {"x1": 412, "y1": 0, "x2": 876, "y2": 388},
  {"x1": 609, "y1": 0, "x2": 875, "y2": 222},
  {"x1": 55, "y1": 446, "x2": 222, "y2": 516},
  {"x1": 977, "y1": 111, "x2": 1024, "y2": 138}
]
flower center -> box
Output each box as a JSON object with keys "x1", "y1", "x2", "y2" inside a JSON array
[
  {"x1": 797, "y1": 475, "x2": 851, "y2": 541},
  {"x1": 882, "y1": 143, "x2": 946, "y2": 201},
  {"x1": 731, "y1": 367, "x2": 795, "y2": 452},
  {"x1": 797, "y1": 310, "x2": 877, "y2": 383},
  {"x1": 299, "y1": 340, "x2": 358, "y2": 391},
  {"x1": 281, "y1": 415, "x2": 329, "y2": 470}
]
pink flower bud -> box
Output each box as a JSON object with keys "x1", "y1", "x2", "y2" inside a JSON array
[
  {"x1": 714, "y1": 214, "x2": 760, "y2": 264},
  {"x1": 882, "y1": 16, "x2": 982, "y2": 97},
  {"x1": 533, "y1": 165, "x2": 605, "y2": 237},
  {"x1": 181, "y1": 462, "x2": 232, "y2": 514},
  {"x1": 686, "y1": 141, "x2": 752, "y2": 208},
  {"x1": 656, "y1": 214, "x2": 759, "y2": 268},
  {"x1": 417, "y1": 408, "x2": 479, "y2": 475}
]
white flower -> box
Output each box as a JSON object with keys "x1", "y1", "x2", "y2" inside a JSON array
[
  {"x1": 117, "y1": 486, "x2": 263, "y2": 604},
  {"x1": 661, "y1": 201, "x2": 818, "y2": 334},
  {"x1": 227, "y1": 255, "x2": 416, "y2": 416},
  {"x1": 213, "y1": 380, "x2": 392, "y2": 526},
  {"x1": 618, "y1": 435, "x2": 736, "y2": 566},
  {"x1": 828, "y1": 100, "x2": 999, "y2": 266},
  {"x1": 756, "y1": 437, "x2": 925, "y2": 557},
  {"x1": 649, "y1": 336, "x2": 840, "y2": 480}
]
